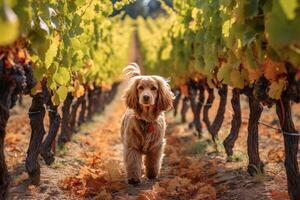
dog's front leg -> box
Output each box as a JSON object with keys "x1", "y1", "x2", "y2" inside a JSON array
[
  {"x1": 124, "y1": 147, "x2": 142, "y2": 185},
  {"x1": 145, "y1": 143, "x2": 164, "y2": 179}
]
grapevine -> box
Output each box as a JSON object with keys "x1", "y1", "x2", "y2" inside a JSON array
[
  {"x1": 137, "y1": 0, "x2": 300, "y2": 199},
  {"x1": 0, "y1": 0, "x2": 133, "y2": 197}
]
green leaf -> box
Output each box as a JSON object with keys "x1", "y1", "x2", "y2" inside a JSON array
[
  {"x1": 279, "y1": 0, "x2": 298, "y2": 20},
  {"x1": 51, "y1": 93, "x2": 60, "y2": 105},
  {"x1": 217, "y1": 64, "x2": 232, "y2": 85},
  {"x1": 0, "y1": 3, "x2": 19, "y2": 45},
  {"x1": 243, "y1": 0, "x2": 259, "y2": 18},
  {"x1": 30, "y1": 27, "x2": 51, "y2": 62},
  {"x1": 230, "y1": 69, "x2": 244, "y2": 89},
  {"x1": 75, "y1": 0, "x2": 86, "y2": 7},
  {"x1": 46, "y1": 79, "x2": 57, "y2": 91},
  {"x1": 53, "y1": 67, "x2": 70, "y2": 85},
  {"x1": 56, "y1": 85, "x2": 68, "y2": 102},
  {"x1": 13, "y1": 0, "x2": 32, "y2": 34},
  {"x1": 265, "y1": 0, "x2": 300, "y2": 47},
  {"x1": 44, "y1": 35, "x2": 60, "y2": 68}
]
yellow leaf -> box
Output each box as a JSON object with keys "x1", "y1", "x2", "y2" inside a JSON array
[
  {"x1": 0, "y1": 3, "x2": 19, "y2": 46},
  {"x1": 268, "y1": 78, "x2": 286, "y2": 100},
  {"x1": 73, "y1": 80, "x2": 85, "y2": 98},
  {"x1": 31, "y1": 81, "x2": 42, "y2": 95},
  {"x1": 230, "y1": 69, "x2": 244, "y2": 89},
  {"x1": 279, "y1": 0, "x2": 298, "y2": 20}
]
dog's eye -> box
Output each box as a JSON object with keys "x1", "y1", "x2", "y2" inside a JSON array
[
  {"x1": 138, "y1": 86, "x2": 144, "y2": 90},
  {"x1": 151, "y1": 86, "x2": 157, "y2": 91}
]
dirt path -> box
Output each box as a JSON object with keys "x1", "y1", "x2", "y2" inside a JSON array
[
  {"x1": 178, "y1": 92, "x2": 296, "y2": 200},
  {"x1": 5, "y1": 85, "x2": 297, "y2": 200},
  {"x1": 6, "y1": 83, "x2": 126, "y2": 199},
  {"x1": 5, "y1": 85, "x2": 291, "y2": 200},
  {"x1": 5, "y1": 81, "x2": 218, "y2": 200}
]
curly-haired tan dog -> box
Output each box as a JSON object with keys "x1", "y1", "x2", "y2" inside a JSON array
[{"x1": 121, "y1": 63, "x2": 174, "y2": 185}]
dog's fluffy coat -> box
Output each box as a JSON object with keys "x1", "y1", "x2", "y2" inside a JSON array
[{"x1": 121, "y1": 63, "x2": 174, "y2": 184}]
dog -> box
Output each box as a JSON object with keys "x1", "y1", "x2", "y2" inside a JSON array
[{"x1": 121, "y1": 63, "x2": 174, "y2": 185}]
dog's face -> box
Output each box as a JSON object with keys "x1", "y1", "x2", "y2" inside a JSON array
[
  {"x1": 123, "y1": 75, "x2": 174, "y2": 114},
  {"x1": 137, "y1": 77, "x2": 159, "y2": 106}
]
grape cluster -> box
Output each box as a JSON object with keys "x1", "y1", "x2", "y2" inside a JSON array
[{"x1": 0, "y1": 57, "x2": 35, "y2": 109}]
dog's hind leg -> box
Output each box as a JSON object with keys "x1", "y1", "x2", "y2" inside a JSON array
[
  {"x1": 145, "y1": 144, "x2": 164, "y2": 179},
  {"x1": 124, "y1": 148, "x2": 142, "y2": 185}
]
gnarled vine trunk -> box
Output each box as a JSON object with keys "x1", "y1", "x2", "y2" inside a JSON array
[
  {"x1": 78, "y1": 93, "x2": 87, "y2": 126},
  {"x1": 172, "y1": 88, "x2": 181, "y2": 117},
  {"x1": 0, "y1": 84, "x2": 15, "y2": 198},
  {"x1": 244, "y1": 87, "x2": 264, "y2": 176},
  {"x1": 0, "y1": 108, "x2": 9, "y2": 199},
  {"x1": 276, "y1": 98, "x2": 300, "y2": 200},
  {"x1": 94, "y1": 87, "x2": 103, "y2": 113},
  {"x1": 26, "y1": 93, "x2": 46, "y2": 185},
  {"x1": 224, "y1": 88, "x2": 241, "y2": 157},
  {"x1": 187, "y1": 81, "x2": 198, "y2": 129},
  {"x1": 58, "y1": 93, "x2": 73, "y2": 146},
  {"x1": 87, "y1": 89, "x2": 95, "y2": 121},
  {"x1": 192, "y1": 83, "x2": 205, "y2": 136},
  {"x1": 40, "y1": 101, "x2": 60, "y2": 165},
  {"x1": 180, "y1": 96, "x2": 189, "y2": 123},
  {"x1": 108, "y1": 82, "x2": 119, "y2": 103},
  {"x1": 203, "y1": 85, "x2": 227, "y2": 141},
  {"x1": 69, "y1": 96, "x2": 84, "y2": 132},
  {"x1": 203, "y1": 87, "x2": 215, "y2": 132}
]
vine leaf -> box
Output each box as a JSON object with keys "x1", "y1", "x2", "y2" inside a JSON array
[
  {"x1": 53, "y1": 67, "x2": 70, "y2": 86},
  {"x1": 72, "y1": 80, "x2": 85, "y2": 98},
  {"x1": 268, "y1": 78, "x2": 286, "y2": 100},
  {"x1": 31, "y1": 81, "x2": 43, "y2": 95},
  {"x1": 0, "y1": 3, "x2": 19, "y2": 45},
  {"x1": 56, "y1": 85, "x2": 68, "y2": 102},
  {"x1": 278, "y1": 0, "x2": 298, "y2": 20},
  {"x1": 44, "y1": 34, "x2": 60, "y2": 68},
  {"x1": 263, "y1": 59, "x2": 286, "y2": 81}
]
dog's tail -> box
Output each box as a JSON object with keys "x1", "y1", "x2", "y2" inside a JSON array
[{"x1": 123, "y1": 63, "x2": 141, "y2": 79}]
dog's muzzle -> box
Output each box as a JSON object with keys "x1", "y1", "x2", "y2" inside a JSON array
[{"x1": 143, "y1": 95, "x2": 150, "y2": 103}]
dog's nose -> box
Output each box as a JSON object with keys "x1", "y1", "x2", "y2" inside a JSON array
[{"x1": 143, "y1": 95, "x2": 150, "y2": 102}]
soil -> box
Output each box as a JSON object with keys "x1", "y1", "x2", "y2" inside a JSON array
[{"x1": 4, "y1": 84, "x2": 300, "y2": 199}]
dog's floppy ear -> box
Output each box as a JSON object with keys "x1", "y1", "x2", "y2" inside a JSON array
[
  {"x1": 123, "y1": 78, "x2": 140, "y2": 111},
  {"x1": 123, "y1": 63, "x2": 141, "y2": 79},
  {"x1": 154, "y1": 76, "x2": 174, "y2": 112}
]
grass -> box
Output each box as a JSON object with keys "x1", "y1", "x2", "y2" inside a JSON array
[
  {"x1": 214, "y1": 138, "x2": 225, "y2": 152},
  {"x1": 227, "y1": 154, "x2": 244, "y2": 162},
  {"x1": 57, "y1": 145, "x2": 69, "y2": 157},
  {"x1": 50, "y1": 161, "x2": 63, "y2": 169},
  {"x1": 73, "y1": 157, "x2": 85, "y2": 165},
  {"x1": 253, "y1": 169, "x2": 268, "y2": 182},
  {"x1": 189, "y1": 140, "x2": 208, "y2": 155}
]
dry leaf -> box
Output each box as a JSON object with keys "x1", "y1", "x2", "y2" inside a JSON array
[
  {"x1": 270, "y1": 191, "x2": 289, "y2": 200},
  {"x1": 263, "y1": 59, "x2": 286, "y2": 81},
  {"x1": 268, "y1": 147, "x2": 285, "y2": 163}
]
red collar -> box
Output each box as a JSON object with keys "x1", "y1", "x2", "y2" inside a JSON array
[
  {"x1": 136, "y1": 117, "x2": 156, "y2": 133},
  {"x1": 147, "y1": 123, "x2": 156, "y2": 133}
]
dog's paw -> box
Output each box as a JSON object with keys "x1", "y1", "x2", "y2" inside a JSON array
[
  {"x1": 146, "y1": 172, "x2": 158, "y2": 180},
  {"x1": 128, "y1": 178, "x2": 141, "y2": 186},
  {"x1": 147, "y1": 175, "x2": 157, "y2": 180},
  {"x1": 146, "y1": 168, "x2": 159, "y2": 180}
]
